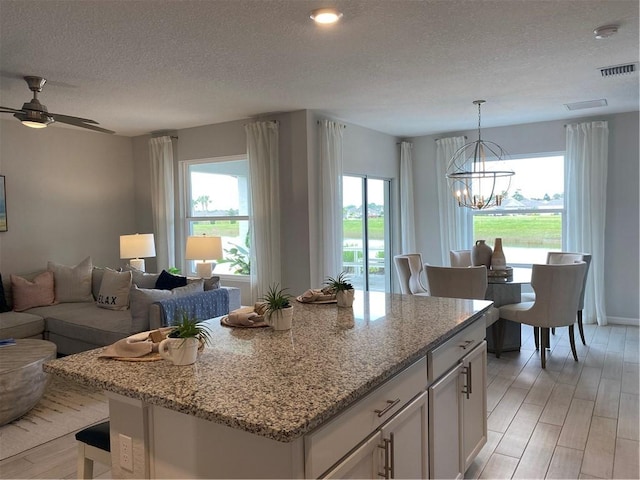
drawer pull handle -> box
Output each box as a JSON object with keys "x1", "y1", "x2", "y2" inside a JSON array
[
  {"x1": 461, "y1": 363, "x2": 472, "y2": 399},
  {"x1": 459, "y1": 339, "x2": 475, "y2": 350},
  {"x1": 375, "y1": 398, "x2": 400, "y2": 417},
  {"x1": 378, "y1": 438, "x2": 391, "y2": 478}
]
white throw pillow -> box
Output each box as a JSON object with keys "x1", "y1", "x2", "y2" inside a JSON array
[
  {"x1": 47, "y1": 257, "x2": 93, "y2": 303},
  {"x1": 96, "y1": 269, "x2": 132, "y2": 311}
]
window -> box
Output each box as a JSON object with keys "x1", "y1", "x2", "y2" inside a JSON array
[
  {"x1": 472, "y1": 154, "x2": 564, "y2": 265},
  {"x1": 182, "y1": 156, "x2": 250, "y2": 276},
  {"x1": 342, "y1": 175, "x2": 391, "y2": 292}
]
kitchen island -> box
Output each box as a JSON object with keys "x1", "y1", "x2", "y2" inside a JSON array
[{"x1": 45, "y1": 291, "x2": 492, "y2": 479}]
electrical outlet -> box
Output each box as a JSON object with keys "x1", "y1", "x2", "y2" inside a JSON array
[{"x1": 119, "y1": 433, "x2": 133, "y2": 471}]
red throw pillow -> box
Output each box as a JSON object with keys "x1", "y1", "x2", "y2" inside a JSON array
[{"x1": 10, "y1": 271, "x2": 56, "y2": 311}]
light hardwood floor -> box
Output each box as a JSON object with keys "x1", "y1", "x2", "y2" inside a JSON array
[{"x1": 1, "y1": 324, "x2": 638, "y2": 479}]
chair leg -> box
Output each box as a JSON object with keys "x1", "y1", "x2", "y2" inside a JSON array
[
  {"x1": 494, "y1": 319, "x2": 504, "y2": 358},
  {"x1": 577, "y1": 310, "x2": 586, "y2": 345},
  {"x1": 540, "y1": 336, "x2": 546, "y2": 368},
  {"x1": 542, "y1": 327, "x2": 550, "y2": 350},
  {"x1": 569, "y1": 325, "x2": 579, "y2": 362},
  {"x1": 551, "y1": 327, "x2": 556, "y2": 335},
  {"x1": 533, "y1": 327, "x2": 539, "y2": 350}
]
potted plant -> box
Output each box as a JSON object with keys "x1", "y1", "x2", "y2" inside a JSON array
[
  {"x1": 325, "y1": 272, "x2": 355, "y2": 307},
  {"x1": 260, "y1": 283, "x2": 294, "y2": 331},
  {"x1": 159, "y1": 312, "x2": 211, "y2": 365}
]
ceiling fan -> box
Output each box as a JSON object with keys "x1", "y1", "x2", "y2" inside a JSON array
[{"x1": 0, "y1": 76, "x2": 114, "y2": 134}]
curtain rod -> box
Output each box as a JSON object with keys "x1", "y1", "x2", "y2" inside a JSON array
[
  {"x1": 434, "y1": 135, "x2": 468, "y2": 142},
  {"x1": 316, "y1": 120, "x2": 346, "y2": 128},
  {"x1": 243, "y1": 119, "x2": 280, "y2": 126}
]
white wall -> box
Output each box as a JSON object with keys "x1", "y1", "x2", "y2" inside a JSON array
[
  {"x1": 411, "y1": 112, "x2": 639, "y2": 323},
  {"x1": 0, "y1": 119, "x2": 135, "y2": 274}
]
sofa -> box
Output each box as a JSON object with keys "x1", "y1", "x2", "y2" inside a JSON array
[{"x1": 0, "y1": 258, "x2": 240, "y2": 355}]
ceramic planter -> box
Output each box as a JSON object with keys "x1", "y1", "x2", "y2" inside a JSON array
[
  {"x1": 336, "y1": 289, "x2": 355, "y2": 308},
  {"x1": 158, "y1": 337, "x2": 199, "y2": 365},
  {"x1": 266, "y1": 306, "x2": 294, "y2": 331}
]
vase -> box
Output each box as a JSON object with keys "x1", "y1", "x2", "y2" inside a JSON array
[
  {"x1": 491, "y1": 238, "x2": 507, "y2": 270},
  {"x1": 336, "y1": 289, "x2": 355, "y2": 308},
  {"x1": 265, "y1": 306, "x2": 294, "y2": 331},
  {"x1": 471, "y1": 240, "x2": 493, "y2": 268}
]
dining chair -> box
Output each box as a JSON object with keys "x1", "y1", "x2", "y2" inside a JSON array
[
  {"x1": 497, "y1": 262, "x2": 587, "y2": 368},
  {"x1": 425, "y1": 265, "x2": 500, "y2": 345},
  {"x1": 449, "y1": 249, "x2": 472, "y2": 267},
  {"x1": 394, "y1": 253, "x2": 429, "y2": 295},
  {"x1": 521, "y1": 252, "x2": 591, "y2": 345}
]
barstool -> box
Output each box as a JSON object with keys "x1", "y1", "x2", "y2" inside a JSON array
[{"x1": 75, "y1": 421, "x2": 111, "y2": 479}]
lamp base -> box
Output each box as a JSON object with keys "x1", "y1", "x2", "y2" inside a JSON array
[
  {"x1": 130, "y1": 258, "x2": 145, "y2": 272},
  {"x1": 196, "y1": 262, "x2": 216, "y2": 279}
]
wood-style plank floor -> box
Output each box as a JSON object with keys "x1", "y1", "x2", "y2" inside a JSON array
[
  {"x1": 1, "y1": 324, "x2": 637, "y2": 479},
  {"x1": 467, "y1": 323, "x2": 640, "y2": 480}
]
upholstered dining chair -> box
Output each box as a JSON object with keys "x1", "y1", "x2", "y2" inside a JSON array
[
  {"x1": 521, "y1": 252, "x2": 591, "y2": 345},
  {"x1": 425, "y1": 265, "x2": 500, "y2": 345},
  {"x1": 449, "y1": 249, "x2": 472, "y2": 267},
  {"x1": 497, "y1": 262, "x2": 587, "y2": 368},
  {"x1": 394, "y1": 253, "x2": 429, "y2": 295}
]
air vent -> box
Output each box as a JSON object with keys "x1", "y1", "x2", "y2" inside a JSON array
[
  {"x1": 600, "y1": 63, "x2": 637, "y2": 77},
  {"x1": 565, "y1": 99, "x2": 608, "y2": 111}
]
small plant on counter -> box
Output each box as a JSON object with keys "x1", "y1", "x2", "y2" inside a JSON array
[
  {"x1": 168, "y1": 311, "x2": 212, "y2": 346},
  {"x1": 324, "y1": 272, "x2": 354, "y2": 293},
  {"x1": 260, "y1": 283, "x2": 292, "y2": 314}
]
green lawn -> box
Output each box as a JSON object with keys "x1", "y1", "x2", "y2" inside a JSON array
[
  {"x1": 193, "y1": 221, "x2": 240, "y2": 237},
  {"x1": 343, "y1": 214, "x2": 561, "y2": 249}
]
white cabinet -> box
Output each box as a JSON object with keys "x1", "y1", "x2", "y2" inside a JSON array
[
  {"x1": 324, "y1": 392, "x2": 428, "y2": 479},
  {"x1": 428, "y1": 340, "x2": 487, "y2": 479}
]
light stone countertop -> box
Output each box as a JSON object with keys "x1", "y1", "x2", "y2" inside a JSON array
[{"x1": 44, "y1": 291, "x2": 492, "y2": 442}]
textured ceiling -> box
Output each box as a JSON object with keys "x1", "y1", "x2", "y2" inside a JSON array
[{"x1": 0, "y1": 0, "x2": 638, "y2": 137}]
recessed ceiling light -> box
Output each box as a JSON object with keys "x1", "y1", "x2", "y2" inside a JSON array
[
  {"x1": 310, "y1": 8, "x2": 343, "y2": 25},
  {"x1": 593, "y1": 24, "x2": 619, "y2": 39}
]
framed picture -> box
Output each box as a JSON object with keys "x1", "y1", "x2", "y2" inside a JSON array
[{"x1": 0, "y1": 175, "x2": 6, "y2": 232}]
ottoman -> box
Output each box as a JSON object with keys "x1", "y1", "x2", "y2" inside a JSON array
[{"x1": 0, "y1": 339, "x2": 57, "y2": 425}]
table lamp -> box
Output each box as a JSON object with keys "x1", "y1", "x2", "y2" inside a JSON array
[
  {"x1": 185, "y1": 235, "x2": 223, "y2": 278},
  {"x1": 120, "y1": 233, "x2": 156, "y2": 272}
]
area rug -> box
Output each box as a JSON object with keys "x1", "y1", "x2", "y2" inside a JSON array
[{"x1": 0, "y1": 375, "x2": 108, "y2": 460}]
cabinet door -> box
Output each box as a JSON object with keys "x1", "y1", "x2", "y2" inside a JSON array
[
  {"x1": 322, "y1": 432, "x2": 382, "y2": 479},
  {"x1": 462, "y1": 341, "x2": 487, "y2": 471},
  {"x1": 380, "y1": 391, "x2": 428, "y2": 479},
  {"x1": 429, "y1": 363, "x2": 463, "y2": 480}
]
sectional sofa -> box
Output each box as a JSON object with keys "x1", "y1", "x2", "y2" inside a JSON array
[{"x1": 0, "y1": 259, "x2": 240, "y2": 355}]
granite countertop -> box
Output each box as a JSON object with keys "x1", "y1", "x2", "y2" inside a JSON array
[{"x1": 44, "y1": 291, "x2": 491, "y2": 442}]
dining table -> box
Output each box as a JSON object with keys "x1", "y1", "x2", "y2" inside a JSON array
[{"x1": 485, "y1": 267, "x2": 532, "y2": 353}]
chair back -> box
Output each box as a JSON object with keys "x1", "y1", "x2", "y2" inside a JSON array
[
  {"x1": 394, "y1": 254, "x2": 428, "y2": 294},
  {"x1": 425, "y1": 265, "x2": 487, "y2": 300},
  {"x1": 449, "y1": 249, "x2": 472, "y2": 267},
  {"x1": 523, "y1": 262, "x2": 587, "y2": 328},
  {"x1": 547, "y1": 252, "x2": 592, "y2": 309}
]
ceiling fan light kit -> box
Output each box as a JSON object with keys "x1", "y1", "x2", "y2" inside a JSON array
[{"x1": 0, "y1": 76, "x2": 114, "y2": 134}]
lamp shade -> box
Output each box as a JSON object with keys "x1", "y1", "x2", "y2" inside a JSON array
[
  {"x1": 185, "y1": 236, "x2": 223, "y2": 261},
  {"x1": 120, "y1": 233, "x2": 156, "y2": 259}
]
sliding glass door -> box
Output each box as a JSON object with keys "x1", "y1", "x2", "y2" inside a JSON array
[{"x1": 342, "y1": 176, "x2": 391, "y2": 292}]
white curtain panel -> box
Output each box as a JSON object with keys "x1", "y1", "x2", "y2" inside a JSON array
[
  {"x1": 565, "y1": 121, "x2": 609, "y2": 325},
  {"x1": 246, "y1": 121, "x2": 281, "y2": 303},
  {"x1": 149, "y1": 136, "x2": 175, "y2": 271},
  {"x1": 318, "y1": 119, "x2": 345, "y2": 281},
  {"x1": 435, "y1": 136, "x2": 472, "y2": 265},
  {"x1": 400, "y1": 142, "x2": 417, "y2": 253}
]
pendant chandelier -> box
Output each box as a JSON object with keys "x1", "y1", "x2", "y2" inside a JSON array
[{"x1": 446, "y1": 100, "x2": 514, "y2": 209}]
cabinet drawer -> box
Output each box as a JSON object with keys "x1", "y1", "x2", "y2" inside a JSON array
[
  {"x1": 428, "y1": 318, "x2": 485, "y2": 383},
  {"x1": 305, "y1": 356, "x2": 427, "y2": 479}
]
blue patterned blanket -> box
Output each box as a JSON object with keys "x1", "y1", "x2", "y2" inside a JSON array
[{"x1": 156, "y1": 288, "x2": 230, "y2": 327}]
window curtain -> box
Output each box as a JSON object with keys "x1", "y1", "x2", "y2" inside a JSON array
[
  {"x1": 246, "y1": 121, "x2": 280, "y2": 303},
  {"x1": 318, "y1": 120, "x2": 344, "y2": 281},
  {"x1": 149, "y1": 136, "x2": 175, "y2": 271},
  {"x1": 400, "y1": 141, "x2": 417, "y2": 253},
  {"x1": 435, "y1": 136, "x2": 472, "y2": 265},
  {"x1": 565, "y1": 121, "x2": 609, "y2": 325}
]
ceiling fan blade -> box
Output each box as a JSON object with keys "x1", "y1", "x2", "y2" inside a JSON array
[
  {"x1": 0, "y1": 106, "x2": 25, "y2": 114},
  {"x1": 52, "y1": 115, "x2": 115, "y2": 134},
  {"x1": 49, "y1": 112, "x2": 99, "y2": 124}
]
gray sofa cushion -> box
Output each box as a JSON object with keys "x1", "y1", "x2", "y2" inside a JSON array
[
  {"x1": 0, "y1": 311, "x2": 45, "y2": 339},
  {"x1": 28, "y1": 303, "x2": 131, "y2": 349}
]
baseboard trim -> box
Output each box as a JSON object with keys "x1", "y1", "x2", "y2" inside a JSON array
[{"x1": 608, "y1": 316, "x2": 639, "y2": 326}]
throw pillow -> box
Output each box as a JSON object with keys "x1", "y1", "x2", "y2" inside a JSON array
[
  {"x1": 204, "y1": 276, "x2": 221, "y2": 290},
  {"x1": 129, "y1": 280, "x2": 204, "y2": 332},
  {"x1": 96, "y1": 269, "x2": 132, "y2": 311},
  {"x1": 123, "y1": 266, "x2": 160, "y2": 289},
  {"x1": 0, "y1": 273, "x2": 10, "y2": 312},
  {"x1": 47, "y1": 256, "x2": 93, "y2": 303},
  {"x1": 10, "y1": 271, "x2": 56, "y2": 312},
  {"x1": 155, "y1": 270, "x2": 187, "y2": 290}
]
